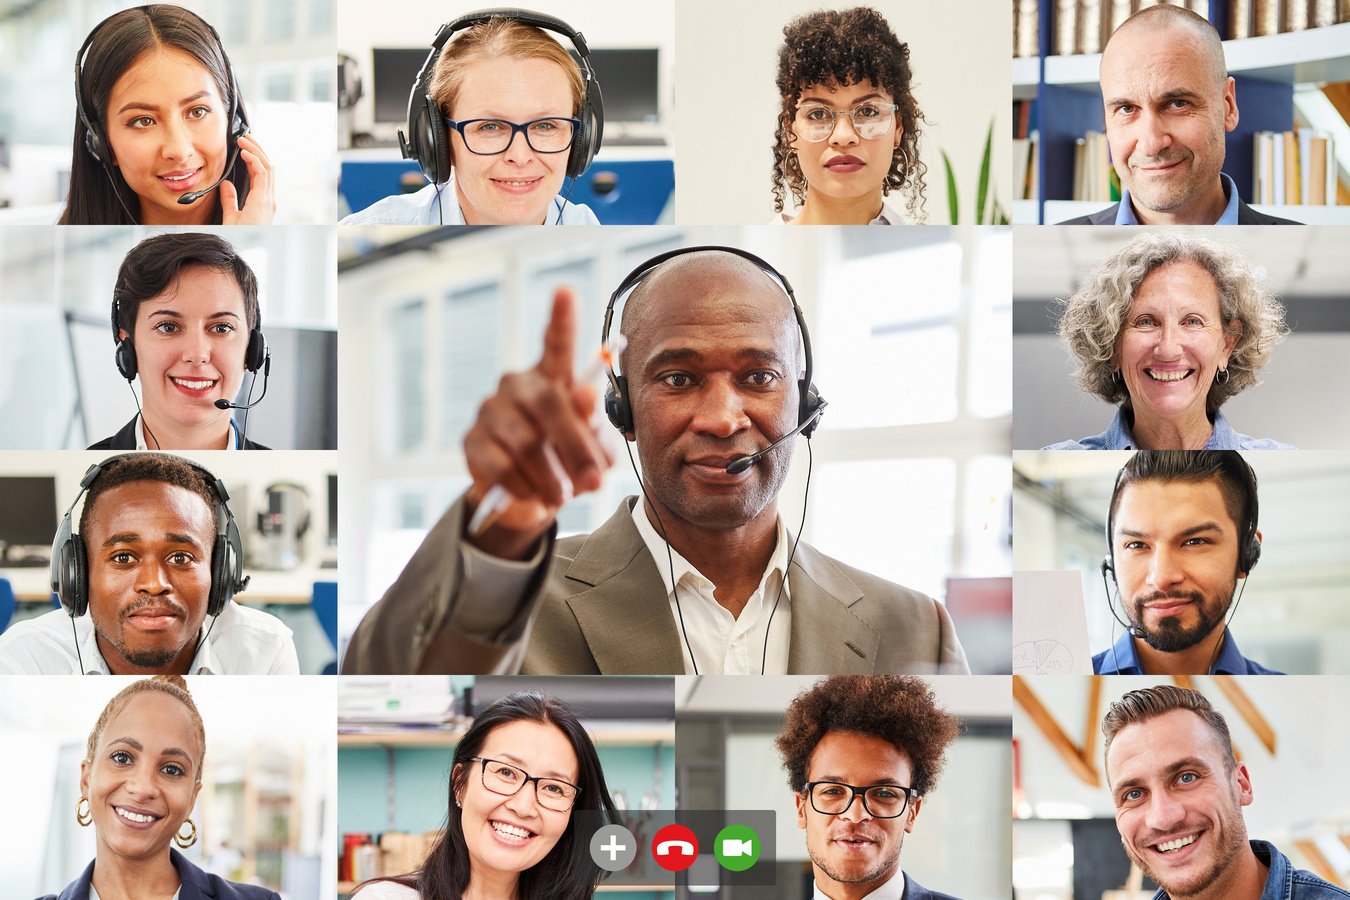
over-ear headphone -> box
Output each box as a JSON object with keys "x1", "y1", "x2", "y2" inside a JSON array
[
  {"x1": 74, "y1": 6, "x2": 249, "y2": 169},
  {"x1": 113, "y1": 296, "x2": 267, "y2": 383},
  {"x1": 399, "y1": 7, "x2": 604, "y2": 185},
  {"x1": 50, "y1": 453, "x2": 250, "y2": 619},
  {"x1": 1102, "y1": 451, "x2": 1262, "y2": 582},
  {"x1": 601, "y1": 246, "x2": 824, "y2": 440}
]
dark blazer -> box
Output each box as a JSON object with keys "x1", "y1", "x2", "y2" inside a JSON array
[
  {"x1": 905, "y1": 873, "x2": 963, "y2": 900},
  {"x1": 41, "y1": 848, "x2": 280, "y2": 900},
  {"x1": 88, "y1": 416, "x2": 270, "y2": 450},
  {"x1": 343, "y1": 495, "x2": 971, "y2": 675},
  {"x1": 1058, "y1": 196, "x2": 1302, "y2": 225}
]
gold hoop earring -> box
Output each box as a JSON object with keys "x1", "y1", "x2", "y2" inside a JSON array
[
  {"x1": 77, "y1": 797, "x2": 93, "y2": 827},
  {"x1": 174, "y1": 818, "x2": 198, "y2": 849}
]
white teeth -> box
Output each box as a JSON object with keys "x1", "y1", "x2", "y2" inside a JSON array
[
  {"x1": 172, "y1": 378, "x2": 215, "y2": 390},
  {"x1": 1157, "y1": 835, "x2": 1197, "y2": 852},
  {"x1": 492, "y1": 821, "x2": 531, "y2": 839},
  {"x1": 1147, "y1": 369, "x2": 1191, "y2": 382},
  {"x1": 116, "y1": 806, "x2": 156, "y2": 824}
]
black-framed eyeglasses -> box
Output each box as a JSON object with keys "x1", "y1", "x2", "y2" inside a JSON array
[
  {"x1": 469, "y1": 757, "x2": 581, "y2": 812},
  {"x1": 803, "y1": 781, "x2": 917, "y2": 818},
  {"x1": 443, "y1": 117, "x2": 580, "y2": 155}
]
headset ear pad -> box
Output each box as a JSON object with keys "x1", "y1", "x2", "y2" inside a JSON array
[
  {"x1": 604, "y1": 375, "x2": 632, "y2": 435},
  {"x1": 115, "y1": 337, "x2": 138, "y2": 381},
  {"x1": 245, "y1": 328, "x2": 268, "y2": 373},
  {"x1": 208, "y1": 532, "x2": 232, "y2": 617},
  {"x1": 800, "y1": 381, "x2": 823, "y2": 438},
  {"x1": 58, "y1": 532, "x2": 90, "y2": 617},
  {"x1": 1243, "y1": 534, "x2": 1261, "y2": 574},
  {"x1": 567, "y1": 77, "x2": 603, "y2": 179},
  {"x1": 413, "y1": 93, "x2": 451, "y2": 185}
]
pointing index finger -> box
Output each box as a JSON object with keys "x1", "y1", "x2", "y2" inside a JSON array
[{"x1": 537, "y1": 286, "x2": 578, "y2": 384}]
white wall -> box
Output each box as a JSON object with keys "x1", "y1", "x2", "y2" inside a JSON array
[{"x1": 674, "y1": 0, "x2": 1012, "y2": 224}]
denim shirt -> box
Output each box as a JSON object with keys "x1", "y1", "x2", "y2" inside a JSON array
[
  {"x1": 1094, "y1": 626, "x2": 1283, "y2": 674},
  {"x1": 1043, "y1": 408, "x2": 1295, "y2": 451},
  {"x1": 1117, "y1": 172, "x2": 1242, "y2": 225},
  {"x1": 1151, "y1": 840, "x2": 1350, "y2": 900}
]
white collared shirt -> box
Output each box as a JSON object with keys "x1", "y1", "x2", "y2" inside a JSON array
[
  {"x1": 629, "y1": 503, "x2": 793, "y2": 676},
  {"x1": 0, "y1": 602, "x2": 299, "y2": 674},
  {"x1": 133, "y1": 414, "x2": 242, "y2": 451},
  {"x1": 770, "y1": 199, "x2": 905, "y2": 225},
  {"x1": 812, "y1": 867, "x2": 907, "y2": 900},
  {"x1": 340, "y1": 176, "x2": 600, "y2": 225}
]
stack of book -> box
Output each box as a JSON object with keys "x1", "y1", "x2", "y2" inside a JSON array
[
  {"x1": 1072, "y1": 131, "x2": 1122, "y2": 201},
  {"x1": 1015, "y1": 0, "x2": 1040, "y2": 57},
  {"x1": 1013, "y1": 100, "x2": 1040, "y2": 201},
  {"x1": 1228, "y1": 0, "x2": 1346, "y2": 38},
  {"x1": 1253, "y1": 129, "x2": 1340, "y2": 205},
  {"x1": 1053, "y1": 0, "x2": 1211, "y2": 56}
]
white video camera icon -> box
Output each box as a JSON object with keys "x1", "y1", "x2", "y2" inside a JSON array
[{"x1": 721, "y1": 838, "x2": 754, "y2": 857}]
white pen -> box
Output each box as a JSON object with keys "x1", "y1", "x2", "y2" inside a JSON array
[{"x1": 468, "y1": 334, "x2": 627, "y2": 538}]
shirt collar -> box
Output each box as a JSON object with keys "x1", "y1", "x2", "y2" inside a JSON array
[
  {"x1": 1099, "y1": 626, "x2": 1251, "y2": 675},
  {"x1": 434, "y1": 174, "x2": 568, "y2": 225},
  {"x1": 78, "y1": 613, "x2": 221, "y2": 674},
  {"x1": 628, "y1": 501, "x2": 791, "y2": 601},
  {"x1": 1116, "y1": 173, "x2": 1240, "y2": 225},
  {"x1": 812, "y1": 868, "x2": 906, "y2": 900},
  {"x1": 133, "y1": 414, "x2": 240, "y2": 450},
  {"x1": 1105, "y1": 408, "x2": 1234, "y2": 450}
]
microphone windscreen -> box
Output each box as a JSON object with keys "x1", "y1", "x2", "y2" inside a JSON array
[{"x1": 214, "y1": 399, "x2": 232, "y2": 410}]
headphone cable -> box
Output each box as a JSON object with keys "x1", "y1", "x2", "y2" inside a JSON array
[
  {"x1": 554, "y1": 176, "x2": 579, "y2": 226},
  {"x1": 127, "y1": 381, "x2": 161, "y2": 450},
  {"x1": 761, "y1": 438, "x2": 813, "y2": 675}
]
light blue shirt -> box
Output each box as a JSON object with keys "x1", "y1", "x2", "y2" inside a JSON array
[
  {"x1": 1115, "y1": 172, "x2": 1241, "y2": 225},
  {"x1": 340, "y1": 176, "x2": 599, "y2": 225},
  {"x1": 1094, "y1": 626, "x2": 1282, "y2": 675},
  {"x1": 1043, "y1": 408, "x2": 1294, "y2": 451}
]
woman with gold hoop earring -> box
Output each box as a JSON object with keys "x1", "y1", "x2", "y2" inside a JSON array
[{"x1": 43, "y1": 676, "x2": 279, "y2": 900}]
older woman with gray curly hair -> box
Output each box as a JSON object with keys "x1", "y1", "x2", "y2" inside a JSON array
[{"x1": 1044, "y1": 232, "x2": 1290, "y2": 450}]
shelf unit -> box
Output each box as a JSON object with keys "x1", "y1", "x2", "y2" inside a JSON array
[{"x1": 1021, "y1": 5, "x2": 1349, "y2": 223}]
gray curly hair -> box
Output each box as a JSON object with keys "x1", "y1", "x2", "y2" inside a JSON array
[{"x1": 1057, "y1": 232, "x2": 1287, "y2": 411}]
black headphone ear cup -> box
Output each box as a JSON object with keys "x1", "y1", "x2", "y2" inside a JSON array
[
  {"x1": 1244, "y1": 536, "x2": 1261, "y2": 573},
  {"x1": 84, "y1": 128, "x2": 105, "y2": 164},
  {"x1": 604, "y1": 377, "x2": 631, "y2": 434},
  {"x1": 244, "y1": 329, "x2": 267, "y2": 373},
  {"x1": 800, "y1": 381, "x2": 823, "y2": 438},
  {"x1": 115, "y1": 338, "x2": 137, "y2": 381},
  {"x1": 567, "y1": 81, "x2": 603, "y2": 180},
  {"x1": 419, "y1": 95, "x2": 451, "y2": 184},
  {"x1": 209, "y1": 533, "x2": 231, "y2": 617},
  {"x1": 64, "y1": 532, "x2": 90, "y2": 618}
]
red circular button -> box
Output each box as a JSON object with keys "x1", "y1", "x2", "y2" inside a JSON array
[{"x1": 651, "y1": 823, "x2": 700, "y2": 872}]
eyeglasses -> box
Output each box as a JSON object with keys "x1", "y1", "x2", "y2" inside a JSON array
[
  {"x1": 793, "y1": 103, "x2": 898, "y2": 143},
  {"x1": 469, "y1": 757, "x2": 580, "y2": 812},
  {"x1": 443, "y1": 117, "x2": 580, "y2": 155},
  {"x1": 803, "y1": 781, "x2": 917, "y2": 818}
]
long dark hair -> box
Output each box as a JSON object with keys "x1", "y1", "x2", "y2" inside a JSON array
[
  {"x1": 60, "y1": 4, "x2": 250, "y2": 225},
  {"x1": 356, "y1": 692, "x2": 618, "y2": 900}
]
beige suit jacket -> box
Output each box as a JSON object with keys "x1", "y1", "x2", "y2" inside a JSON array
[{"x1": 342, "y1": 496, "x2": 970, "y2": 675}]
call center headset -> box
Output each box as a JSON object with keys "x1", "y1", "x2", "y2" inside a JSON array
[
  {"x1": 600, "y1": 246, "x2": 827, "y2": 675},
  {"x1": 51, "y1": 453, "x2": 250, "y2": 621},
  {"x1": 1100, "y1": 452, "x2": 1260, "y2": 659},
  {"x1": 399, "y1": 8, "x2": 605, "y2": 185},
  {"x1": 74, "y1": 6, "x2": 251, "y2": 212}
]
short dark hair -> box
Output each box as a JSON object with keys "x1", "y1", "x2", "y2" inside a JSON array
[
  {"x1": 61, "y1": 4, "x2": 250, "y2": 225},
  {"x1": 112, "y1": 233, "x2": 260, "y2": 341},
  {"x1": 1109, "y1": 450, "x2": 1254, "y2": 541},
  {"x1": 772, "y1": 7, "x2": 928, "y2": 220},
  {"x1": 1102, "y1": 685, "x2": 1236, "y2": 779},
  {"x1": 775, "y1": 676, "x2": 960, "y2": 797},
  {"x1": 80, "y1": 453, "x2": 219, "y2": 539}
]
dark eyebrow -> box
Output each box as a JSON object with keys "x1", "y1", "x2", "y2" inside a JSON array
[
  {"x1": 800, "y1": 92, "x2": 884, "y2": 106},
  {"x1": 495, "y1": 752, "x2": 574, "y2": 783},
  {"x1": 1107, "y1": 88, "x2": 1202, "y2": 109},
  {"x1": 107, "y1": 737, "x2": 194, "y2": 762},
  {"x1": 145, "y1": 309, "x2": 242, "y2": 322},
  {"x1": 116, "y1": 91, "x2": 212, "y2": 116},
  {"x1": 1112, "y1": 756, "x2": 1213, "y2": 797},
  {"x1": 643, "y1": 347, "x2": 790, "y2": 374},
  {"x1": 101, "y1": 532, "x2": 204, "y2": 550},
  {"x1": 1117, "y1": 522, "x2": 1223, "y2": 541}
]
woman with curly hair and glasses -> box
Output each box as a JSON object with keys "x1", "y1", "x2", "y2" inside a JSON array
[
  {"x1": 771, "y1": 7, "x2": 928, "y2": 225},
  {"x1": 1047, "y1": 231, "x2": 1291, "y2": 450}
]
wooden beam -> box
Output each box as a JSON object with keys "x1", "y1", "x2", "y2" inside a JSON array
[
  {"x1": 1211, "y1": 676, "x2": 1277, "y2": 755},
  {"x1": 1294, "y1": 839, "x2": 1344, "y2": 887},
  {"x1": 1082, "y1": 675, "x2": 1102, "y2": 766},
  {"x1": 1013, "y1": 675, "x2": 1100, "y2": 787}
]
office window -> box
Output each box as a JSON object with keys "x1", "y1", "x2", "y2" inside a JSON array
[
  {"x1": 263, "y1": 70, "x2": 295, "y2": 102},
  {"x1": 969, "y1": 228, "x2": 1014, "y2": 418},
  {"x1": 309, "y1": 65, "x2": 333, "y2": 103},
  {"x1": 308, "y1": 0, "x2": 334, "y2": 35},
  {"x1": 390, "y1": 299, "x2": 426, "y2": 452},
  {"x1": 526, "y1": 259, "x2": 598, "y2": 370},
  {"x1": 264, "y1": 0, "x2": 296, "y2": 41},
  {"x1": 439, "y1": 283, "x2": 501, "y2": 448},
  {"x1": 218, "y1": 1, "x2": 249, "y2": 44}
]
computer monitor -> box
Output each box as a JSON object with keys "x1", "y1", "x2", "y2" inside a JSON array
[
  {"x1": 583, "y1": 48, "x2": 659, "y2": 124},
  {"x1": 372, "y1": 48, "x2": 428, "y2": 124},
  {"x1": 0, "y1": 476, "x2": 59, "y2": 549}
]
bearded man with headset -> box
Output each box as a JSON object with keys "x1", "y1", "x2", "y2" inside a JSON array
[{"x1": 343, "y1": 247, "x2": 969, "y2": 676}]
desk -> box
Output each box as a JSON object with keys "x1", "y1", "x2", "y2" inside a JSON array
[{"x1": 1, "y1": 567, "x2": 331, "y2": 606}]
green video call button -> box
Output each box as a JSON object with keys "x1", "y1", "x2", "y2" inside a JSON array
[{"x1": 714, "y1": 823, "x2": 761, "y2": 872}]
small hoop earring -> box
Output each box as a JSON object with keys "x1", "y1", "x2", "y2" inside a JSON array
[
  {"x1": 77, "y1": 797, "x2": 93, "y2": 827},
  {"x1": 1111, "y1": 369, "x2": 1122, "y2": 383},
  {"x1": 1216, "y1": 368, "x2": 1230, "y2": 384},
  {"x1": 174, "y1": 818, "x2": 198, "y2": 849}
]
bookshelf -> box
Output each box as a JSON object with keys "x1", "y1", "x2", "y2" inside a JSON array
[{"x1": 1021, "y1": 4, "x2": 1350, "y2": 223}]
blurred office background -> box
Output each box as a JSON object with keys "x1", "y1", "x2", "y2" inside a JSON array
[
  {"x1": 1013, "y1": 226, "x2": 1350, "y2": 450},
  {"x1": 0, "y1": 675, "x2": 336, "y2": 899},
  {"x1": 0, "y1": 450, "x2": 342, "y2": 674},
  {"x1": 335, "y1": 224, "x2": 1014, "y2": 672},
  {"x1": 336, "y1": 0, "x2": 674, "y2": 224},
  {"x1": 0, "y1": 0, "x2": 337, "y2": 223},
  {"x1": 675, "y1": 675, "x2": 1012, "y2": 900},
  {"x1": 1013, "y1": 675, "x2": 1350, "y2": 899},
  {"x1": 338, "y1": 675, "x2": 676, "y2": 899},
  {"x1": 0, "y1": 225, "x2": 337, "y2": 450},
  {"x1": 1013, "y1": 450, "x2": 1350, "y2": 675}
]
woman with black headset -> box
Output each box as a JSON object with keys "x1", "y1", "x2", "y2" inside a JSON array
[
  {"x1": 60, "y1": 4, "x2": 275, "y2": 225},
  {"x1": 341, "y1": 11, "x2": 602, "y2": 225}
]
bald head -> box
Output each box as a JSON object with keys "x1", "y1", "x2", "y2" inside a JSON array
[{"x1": 1103, "y1": 5, "x2": 1227, "y2": 90}]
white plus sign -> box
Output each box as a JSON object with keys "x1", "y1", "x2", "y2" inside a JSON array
[{"x1": 601, "y1": 834, "x2": 628, "y2": 863}]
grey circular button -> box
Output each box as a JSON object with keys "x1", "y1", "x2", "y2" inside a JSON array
[{"x1": 590, "y1": 824, "x2": 637, "y2": 872}]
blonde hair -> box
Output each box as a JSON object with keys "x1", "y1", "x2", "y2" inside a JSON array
[
  {"x1": 85, "y1": 675, "x2": 207, "y2": 784},
  {"x1": 429, "y1": 17, "x2": 584, "y2": 119}
]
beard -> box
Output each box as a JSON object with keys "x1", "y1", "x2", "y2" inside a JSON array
[
  {"x1": 1126, "y1": 793, "x2": 1249, "y2": 899},
  {"x1": 1129, "y1": 586, "x2": 1232, "y2": 653},
  {"x1": 809, "y1": 841, "x2": 902, "y2": 888}
]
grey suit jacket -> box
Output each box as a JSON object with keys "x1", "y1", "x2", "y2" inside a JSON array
[
  {"x1": 343, "y1": 496, "x2": 970, "y2": 675},
  {"x1": 1058, "y1": 196, "x2": 1301, "y2": 225}
]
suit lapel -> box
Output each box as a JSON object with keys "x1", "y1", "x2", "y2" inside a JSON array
[
  {"x1": 561, "y1": 501, "x2": 687, "y2": 674},
  {"x1": 170, "y1": 848, "x2": 210, "y2": 899},
  {"x1": 785, "y1": 544, "x2": 879, "y2": 674}
]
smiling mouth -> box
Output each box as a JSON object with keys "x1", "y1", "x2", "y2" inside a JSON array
[
  {"x1": 1145, "y1": 368, "x2": 1193, "y2": 382},
  {"x1": 115, "y1": 806, "x2": 162, "y2": 825},
  {"x1": 491, "y1": 820, "x2": 536, "y2": 841},
  {"x1": 1153, "y1": 834, "x2": 1198, "y2": 853}
]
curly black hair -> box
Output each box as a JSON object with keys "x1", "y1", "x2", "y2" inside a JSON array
[
  {"x1": 772, "y1": 7, "x2": 928, "y2": 221},
  {"x1": 775, "y1": 676, "x2": 960, "y2": 797}
]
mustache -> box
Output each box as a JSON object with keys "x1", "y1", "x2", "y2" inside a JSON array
[
  {"x1": 119, "y1": 595, "x2": 187, "y2": 621},
  {"x1": 1132, "y1": 589, "x2": 1205, "y2": 608},
  {"x1": 1128, "y1": 149, "x2": 1193, "y2": 168}
]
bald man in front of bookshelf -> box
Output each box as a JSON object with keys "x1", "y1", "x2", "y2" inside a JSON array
[{"x1": 1060, "y1": 5, "x2": 1300, "y2": 226}]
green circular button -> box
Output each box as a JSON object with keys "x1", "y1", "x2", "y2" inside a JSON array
[{"x1": 714, "y1": 823, "x2": 761, "y2": 872}]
